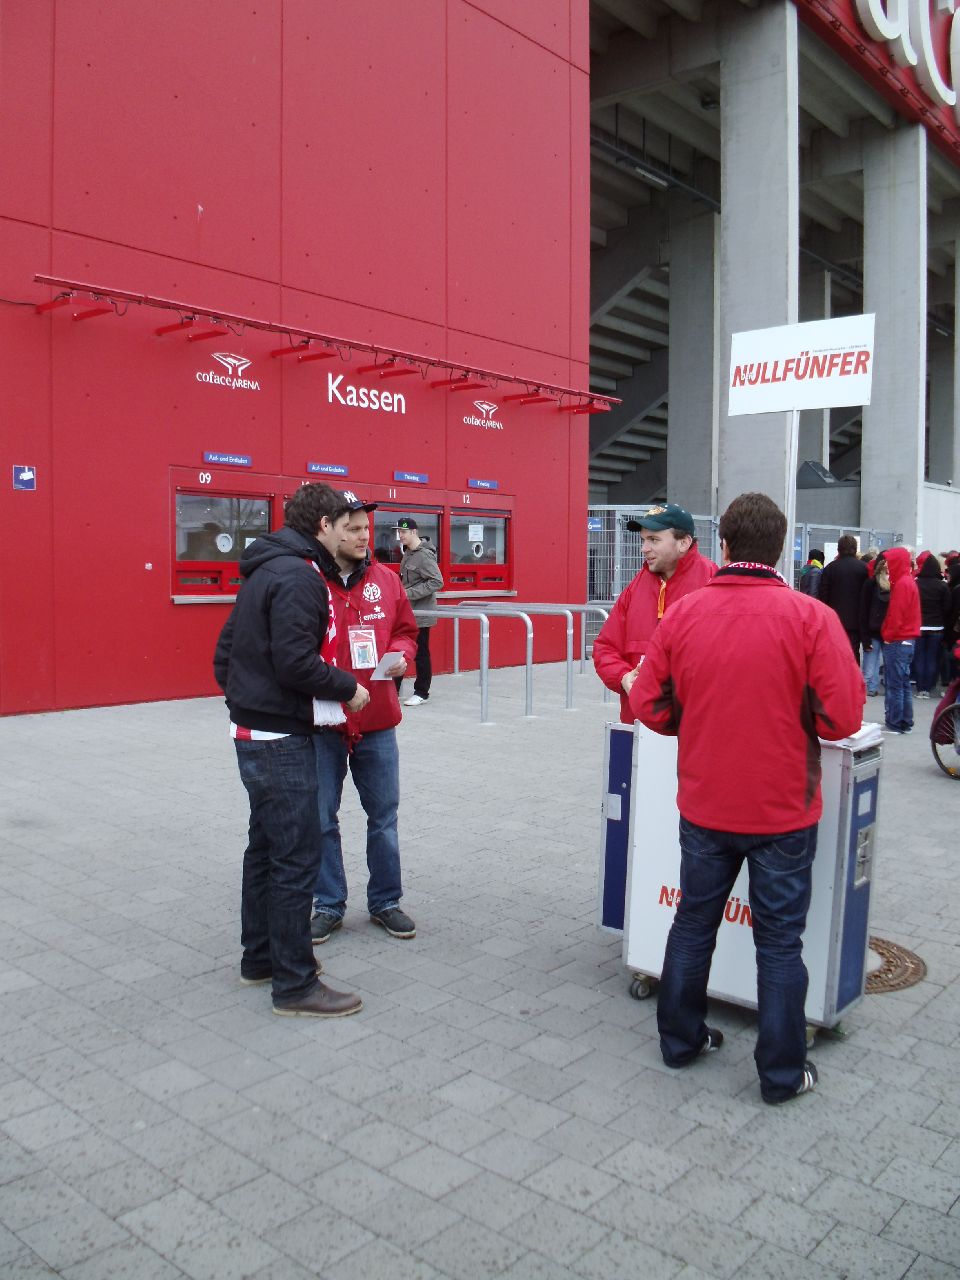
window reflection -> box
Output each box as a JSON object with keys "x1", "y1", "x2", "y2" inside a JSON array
[{"x1": 176, "y1": 494, "x2": 271, "y2": 562}]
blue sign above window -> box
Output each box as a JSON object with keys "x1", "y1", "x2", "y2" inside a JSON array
[
  {"x1": 468, "y1": 478, "x2": 498, "y2": 490},
  {"x1": 307, "y1": 462, "x2": 348, "y2": 476},
  {"x1": 203, "y1": 452, "x2": 251, "y2": 468},
  {"x1": 587, "y1": 517, "x2": 602, "y2": 532},
  {"x1": 12, "y1": 465, "x2": 37, "y2": 491},
  {"x1": 394, "y1": 471, "x2": 428, "y2": 484}
]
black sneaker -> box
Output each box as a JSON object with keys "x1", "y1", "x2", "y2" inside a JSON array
[
  {"x1": 311, "y1": 913, "x2": 343, "y2": 945},
  {"x1": 763, "y1": 1061, "x2": 818, "y2": 1105},
  {"x1": 370, "y1": 907, "x2": 416, "y2": 938},
  {"x1": 697, "y1": 1027, "x2": 723, "y2": 1056},
  {"x1": 241, "y1": 957, "x2": 322, "y2": 986}
]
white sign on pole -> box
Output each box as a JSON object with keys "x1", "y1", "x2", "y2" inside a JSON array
[{"x1": 728, "y1": 313, "x2": 875, "y2": 417}]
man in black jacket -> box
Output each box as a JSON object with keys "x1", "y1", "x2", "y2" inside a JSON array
[
  {"x1": 819, "y1": 535, "x2": 869, "y2": 660},
  {"x1": 214, "y1": 483, "x2": 370, "y2": 1018}
]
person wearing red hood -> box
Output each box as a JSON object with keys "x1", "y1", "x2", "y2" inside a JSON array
[
  {"x1": 311, "y1": 494, "x2": 420, "y2": 944},
  {"x1": 593, "y1": 503, "x2": 717, "y2": 721},
  {"x1": 881, "y1": 546, "x2": 922, "y2": 734}
]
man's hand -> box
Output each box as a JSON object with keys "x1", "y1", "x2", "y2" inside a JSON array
[
  {"x1": 345, "y1": 685, "x2": 370, "y2": 712},
  {"x1": 383, "y1": 657, "x2": 408, "y2": 678},
  {"x1": 621, "y1": 662, "x2": 644, "y2": 697}
]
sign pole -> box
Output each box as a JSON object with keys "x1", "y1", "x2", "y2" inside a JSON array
[{"x1": 780, "y1": 406, "x2": 800, "y2": 581}]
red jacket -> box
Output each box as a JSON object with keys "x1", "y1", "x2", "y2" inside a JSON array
[
  {"x1": 629, "y1": 570, "x2": 865, "y2": 833},
  {"x1": 881, "y1": 546, "x2": 921, "y2": 642},
  {"x1": 326, "y1": 560, "x2": 419, "y2": 740},
  {"x1": 593, "y1": 548, "x2": 717, "y2": 722}
]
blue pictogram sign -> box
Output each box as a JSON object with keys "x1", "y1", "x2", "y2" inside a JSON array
[{"x1": 13, "y1": 466, "x2": 37, "y2": 491}]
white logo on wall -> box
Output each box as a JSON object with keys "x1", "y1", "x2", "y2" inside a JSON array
[
  {"x1": 464, "y1": 400, "x2": 504, "y2": 430},
  {"x1": 196, "y1": 353, "x2": 261, "y2": 392},
  {"x1": 362, "y1": 582, "x2": 382, "y2": 603}
]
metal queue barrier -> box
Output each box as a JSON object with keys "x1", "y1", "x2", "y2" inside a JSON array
[
  {"x1": 598, "y1": 720, "x2": 883, "y2": 1034},
  {"x1": 414, "y1": 608, "x2": 491, "y2": 723}
]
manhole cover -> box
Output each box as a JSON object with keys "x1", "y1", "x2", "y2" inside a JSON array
[{"x1": 865, "y1": 936, "x2": 927, "y2": 993}]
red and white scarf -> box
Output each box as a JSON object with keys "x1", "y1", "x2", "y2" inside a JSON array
[{"x1": 310, "y1": 565, "x2": 346, "y2": 727}]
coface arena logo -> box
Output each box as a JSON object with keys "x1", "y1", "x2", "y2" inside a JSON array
[
  {"x1": 196, "y1": 353, "x2": 261, "y2": 392},
  {"x1": 463, "y1": 399, "x2": 504, "y2": 430}
]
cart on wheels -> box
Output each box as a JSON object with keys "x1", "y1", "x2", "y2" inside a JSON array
[
  {"x1": 598, "y1": 720, "x2": 883, "y2": 1046},
  {"x1": 931, "y1": 677, "x2": 960, "y2": 780}
]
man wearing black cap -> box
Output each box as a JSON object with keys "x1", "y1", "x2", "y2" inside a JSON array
[
  {"x1": 395, "y1": 517, "x2": 444, "y2": 706},
  {"x1": 311, "y1": 494, "x2": 421, "y2": 944},
  {"x1": 593, "y1": 503, "x2": 717, "y2": 721}
]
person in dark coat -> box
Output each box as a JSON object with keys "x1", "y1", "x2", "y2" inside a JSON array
[
  {"x1": 797, "y1": 550, "x2": 824, "y2": 597},
  {"x1": 914, "y1": 554, "x2": 951, "y2": 697},
  {"x1": 819, "y1": 534, "x2": 869, "y2": 660}
]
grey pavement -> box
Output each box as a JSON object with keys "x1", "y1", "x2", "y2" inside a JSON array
[{"x1": 1, "y1": 663, "x2": 958, "y2": 1279}]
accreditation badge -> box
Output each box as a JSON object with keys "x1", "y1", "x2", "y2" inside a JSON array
[{"x1": 348, "y1": 626, "x2": 378, "y2": 670}]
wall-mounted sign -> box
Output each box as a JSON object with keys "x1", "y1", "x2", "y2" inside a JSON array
[
  {"x1": 394, "y1": 471, "x2": 428, "y2": 484},
  {"x1": 196, "y1": 353, "x2": 261, "y2": 392},
  {"x1": 307, "y1": 462, "x2": 348, "y2": 476},
  {"x1": 463, "y1": 400, "x2": 504, "y2": 430},
  {"x1": 12, "y1": 465, "x2": 36, "y2": 491},
  {"x1": 587, "y1": 517, "x2": 602, "y2": 532},
  {"x1": 468, "y1": 478, "x2": 499, "y2": 490},
  {"x1": 728, "y1": 314, "x2": 875, "y2": 416},
  {"x1": 203, "y1": 451, "x2": 252, "y2": 467},
  {"x1": 328, "y1": 373, "x2": 407, "y2": 414}
]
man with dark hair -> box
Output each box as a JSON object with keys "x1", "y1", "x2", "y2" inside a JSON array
[
  {"x1": 593, "y1": 503, "x2": 717, "y2": 719},
  {"x1": 311, "y1": 495, "x2": 420, "y2": 944},
  {"x1": 214, "y1": 483, "x2": 370, "y2": 1018},
  {"x1": 820, "y1": 533, "x2": 869, "y2": 659},
  {"x1": 629, "y1": 492, "x2": 864, "y2": 1104}
]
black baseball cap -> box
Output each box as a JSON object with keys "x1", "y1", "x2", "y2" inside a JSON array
[
  {"x1": 339, "y1": 489, "x2": 377, "y2": 513},
  {"x1": 625, "y1": 503, "x2": 695, "y2": 536},
  {"x1": 394, "y1": 517, "x2": 418, "y2": 530}
]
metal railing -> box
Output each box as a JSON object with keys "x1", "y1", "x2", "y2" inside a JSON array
[
  {"x1": 453, "y1": 603, "x2": 576, "y2": 709},
  {"x1": 413, "y1": 608, "x2": 492, "y2": 723}
]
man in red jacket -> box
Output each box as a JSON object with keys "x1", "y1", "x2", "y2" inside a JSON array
[
  {"x1": 630, "y1": 493, "x2": 864, "y2": 1105},
  {"x1": 880, "y1": 545, "x2": 922, "y2": 734},
  {"x1": 593, "y1": 504, "x2": 717, "y2": 722},
  {"x1": 311, "y1": 494, "x2": 420, "y2": 944}
]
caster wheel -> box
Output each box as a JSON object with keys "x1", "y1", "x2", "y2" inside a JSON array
[{"x1": 629, "y1": 975, "x2": 654, "y2": 1000}]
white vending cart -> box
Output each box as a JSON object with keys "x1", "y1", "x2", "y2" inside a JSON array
[{"x1": 598, "y1": 720, "x2": 883, "y2": 1028}]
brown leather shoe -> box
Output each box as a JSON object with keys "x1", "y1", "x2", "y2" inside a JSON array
[{"x1": 272, "y1": 981, "x2": 363, "y2": 1018}]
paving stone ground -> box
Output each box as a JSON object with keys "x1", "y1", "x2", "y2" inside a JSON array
[{"x1": 1, "y1": 663, "x2": 958, "y2": 1279}]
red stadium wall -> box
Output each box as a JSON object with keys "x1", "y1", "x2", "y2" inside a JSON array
[{"x1": 0, "y1": 1, "x2": 591, "y2": 714}]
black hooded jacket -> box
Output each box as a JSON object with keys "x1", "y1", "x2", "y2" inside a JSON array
[{"x1": 213, "y1": 526, "x2": 358, "y2": 734}]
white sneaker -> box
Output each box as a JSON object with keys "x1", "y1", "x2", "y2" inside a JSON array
[{"x1": 404, "y1": 694, "x2": 426, "y2": 706}]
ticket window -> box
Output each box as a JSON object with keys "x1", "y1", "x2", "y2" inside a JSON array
[
  {"x1": 372, "y1": 509, "x2": 441, "y2": 566},
  {"x1": 447, "y1": 512, "x2": 511, "y2": 589},
  {"x1": 174, "y1": 492, "x2": 272, "y2": 594}
]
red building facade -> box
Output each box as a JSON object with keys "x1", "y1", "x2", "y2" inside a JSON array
[{"x1": 0, "y1": 1, "x2": 592, "y2": 714}]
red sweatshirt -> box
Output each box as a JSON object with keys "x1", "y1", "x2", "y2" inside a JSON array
[
  {"x1": 629, "y1": 570, "x2": 865, "y2": 833},
  {"x1": 880, "y1": 546, "x2": 921, "y2": 643},
  {"x1": 593, "y1": 547, "x2": 717, "y2": 723}
]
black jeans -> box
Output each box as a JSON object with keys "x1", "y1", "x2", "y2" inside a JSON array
[
  {"x1": 234, "y1": 734, "x2": 322, "y2": 1004},
  {"x1": 396, "y1": 628, "x2": 433, "y2": 699}
]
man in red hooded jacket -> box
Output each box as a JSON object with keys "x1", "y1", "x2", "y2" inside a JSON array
[
  {"x1": 593, "y1": 504, "x2": 717, "y2": 721},
  {"x1": 311, "y1": 494, "x2": 420, "y2": 944},
  {"x1": 880, "y1": 545, "x2": 921, "y2": 734},
  {"x1": 629, "y1": 493, "x2": 864, "y2": 1105}
]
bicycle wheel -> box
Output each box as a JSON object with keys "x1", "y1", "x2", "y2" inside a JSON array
[{"x1": 931, "y1": 703, "x2": 960, "y2": 779}]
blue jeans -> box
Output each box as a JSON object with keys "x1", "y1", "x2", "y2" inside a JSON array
[
  {"x1": 913, "y1": 632, "x2": 942, "y2": 693},
  {"x1": 313, "y1": 727, "x2": 402, "y2": 919},
  {"x1": 235, "y1": 735, "x2": 322, "y2": 1004},
  {"x1": 861, "y1": 640, "x2": 882, "y2": 695},
  {"x1": 658, "y1": 818, "x2": 817, "y2": 1103},
  {"x1": 883, "y1": 639, "x2": 915, "y2": 731}
]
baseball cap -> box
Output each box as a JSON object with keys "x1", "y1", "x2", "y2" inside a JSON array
[
  {"x1": 625, "y1": 503, "x2": 695, "y2": 537},
  {"x1": 340, "y1": 490, "x2": 377, "y2": 513},
  {"x1": 394, "y1": 517, "x2": 418, "y2": 530}
]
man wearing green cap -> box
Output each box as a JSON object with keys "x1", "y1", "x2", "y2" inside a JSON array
[{"x1": 593, "y1": 503, "x2": 717, "y2": 721}]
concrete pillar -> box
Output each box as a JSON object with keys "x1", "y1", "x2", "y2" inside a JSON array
[
  {"x1": 798, "y1": 269, "x2": 831, "y2": 468},
  {"x1": 861, "y1": 125, "x2": 926, "y2": 545},
  {"x1": 717, "y1": 0, "x2": 799, "y2": 530},
  {"x1": 927, "y1": 334, "x2": 953, "y2": 484},
  {"x1": 667, "y1": 195, "x2": 719, "y2": 514}
]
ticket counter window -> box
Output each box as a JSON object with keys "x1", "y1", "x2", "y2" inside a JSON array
[
  {"x1": 448, "y1": 513, "x2": 510, "y2": 589},
  {"x1": 174, "y1": 493, "x2": 271, "y2": 593},
  {"x1": 373, "y1": 511, "x2": 440, "y2": 565}
]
